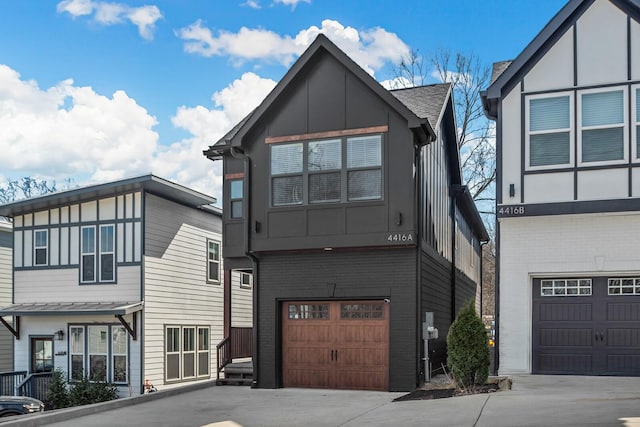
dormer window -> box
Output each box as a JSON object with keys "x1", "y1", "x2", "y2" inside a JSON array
[{"x1": 269, "y1": 134, "x2": 383, "y2": 206}]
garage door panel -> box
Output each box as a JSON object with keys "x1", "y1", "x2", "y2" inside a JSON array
[
  {"x1": 607, "y1": 354, "x2": 640, "y2": 374},
  {"x1": 539, "y1": 303, "x2": 592, "y2": 321},
  {"x1": 335, "y1": 370, "x2": 386, "y2": 391},
  {"x1": 606, "y1": 328, "x2": 640, "y2": 346},
  {"x1": 285, "y1": 324, "x2": 332, "y2": 343},
  {"x1": 539, "y1": 353, "x2": 592, "y2": 373},
  {"x1": 607, "y1": 303, "x2": 640, "y2": 321},
  {"x1": 539, "y1": 328, "x2": 593, "y2": 346},
  {"x1": 286, "y1": 369, "x2": 331, "y2": 388}
]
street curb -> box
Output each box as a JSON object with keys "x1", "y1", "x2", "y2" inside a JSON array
[{"x1": 0, "y1": 380, "x2": 220, "y2": 427}]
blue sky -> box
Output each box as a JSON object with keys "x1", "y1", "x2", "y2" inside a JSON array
[{"x1": 0, "y1": 0, "x2": 567, "y2": 203}]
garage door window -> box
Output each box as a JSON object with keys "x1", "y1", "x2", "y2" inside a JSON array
[
  {"x1": 608, "y1": 278, "x2": 640, "y2": 295},
  {"x1": 340, "y1": 303, "x2": 384, "y2": 319},
  {"x1": 541, "y1": 279, "x2": 592, "y2": 296},
  {"x1": 287, "y1": 304, "x2": 329, "y2": 319}
]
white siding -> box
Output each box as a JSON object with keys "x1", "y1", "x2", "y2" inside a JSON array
[
  {"x1": 501, "y1": 88, "x2": 522, "y2": 203},
  {"x1": 23, "y1": 231, "x2": 32, "y2": 267},
  {"x1": 231, "y1": 271, "x2": 253, "y2": 328},
  {"x1": 524, "y1": 172, "x2": 574, "y2": 204},
  {"x1": 632, "y1": 19, "x2": 640, "y2": 80},
  {"x1": 81, "y1": 201, "x2": 97, "y2": 222},
  {"x1": 69, "y1": 227, "x2": 79, "y2": 265},
  {"x1": 524, "y1": 27, "x2": 574, "y2": 92},
  {"x1": 60, "y1": 227, "x2": 69, "y2": 265},
  {"x1": 13, "y1": 266, "x2": 140, "y2": 303},
  {"x1": 14, "y1": 231, "x2": 22, "y2": 268},
  {"x1": 144, "y1": 221, "x2": 224, "y2": 390},
  {"x1": 576, "y1": 0, "x2": 627, "y2": 86},
  {"x1": 577, "y1": 169, "x2": 628, "y2": 200},
  {"x1": 50, "y1": 228, "x2": 59, "y2": 266},
  {"x1": 499, "y1": 212, "x2": 640, "y2": 374},
  {"x1": 0, "y1": 224, "x2": 13, "y2": 372},
  {"x1": 33, "y1": 211, "x2": 48, "y2": 226},
  {"x1": 99, "y1": 197, "x2": 116, "y2": 221}
]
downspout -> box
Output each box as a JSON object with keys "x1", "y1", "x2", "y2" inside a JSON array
[
  {"x1": 414, "y1": 141, "x2": 422, "y2": 386},
  {"x1": 230, "y1": 147, "x2": 260, "y2": 388},
  {"x1": 450, "y1": 188, "x2": 459, "y2": 322}
]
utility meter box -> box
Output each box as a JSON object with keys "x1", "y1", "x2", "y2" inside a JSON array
[{"x1": 423, "y1": 312, "x2": 437, "y2": 340}]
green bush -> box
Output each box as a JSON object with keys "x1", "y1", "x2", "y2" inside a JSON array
[
  {"x1": 67, "y1": 369, "x2": 118, "y2": 407},
  {"x1": 46, "y1": 369, "x2": 69, "y2": 409},
  {"x1": 447, "y1": 300, "x2": 490, "y2": 388}
]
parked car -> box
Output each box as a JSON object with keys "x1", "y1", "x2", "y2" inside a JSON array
[{"x1": 0, "y1": 396, "x2": 45, "y2": 417}]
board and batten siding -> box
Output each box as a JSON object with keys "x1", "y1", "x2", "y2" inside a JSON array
[
  {"x1": 142, "y1": 194, "x2": 224, "y2": 388},
  {"x1": 0, "y1": 223, "x2": 13, "y2": 372}
]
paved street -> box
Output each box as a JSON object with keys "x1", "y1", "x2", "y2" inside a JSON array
[{"x1": 2, "y1": 375, "x2": 640, "y2": 427}]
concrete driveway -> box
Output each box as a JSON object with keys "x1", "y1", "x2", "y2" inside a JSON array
[{"x1": 2, "y1": 375, "x2": 640, "y2": 427}]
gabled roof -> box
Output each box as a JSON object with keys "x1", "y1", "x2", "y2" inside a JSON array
[
  {"x1": 204, "y1": 34, "x2": 435, "y2": 158},
  {"x1": 0, "y1": 174, "x2": 218, "y2": 218},
  {"x1": 483, "y1": 0, "x2": 640, "y2": 118}
]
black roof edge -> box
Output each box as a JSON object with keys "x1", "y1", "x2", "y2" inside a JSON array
[
  {"x1": 452, "y1": 184, "x2": 490, "y2": 243},
  {"x1": 0, "y1": 174, "x2": 218, "y2": 218}
]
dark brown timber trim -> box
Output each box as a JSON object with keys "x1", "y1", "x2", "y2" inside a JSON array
[{"x1": 264, "y1": 125, "x2": 389, "y2": 144}]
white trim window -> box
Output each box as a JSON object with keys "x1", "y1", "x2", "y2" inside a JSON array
[
  {"x1": 526, "y1": 93, "x2": 574, "y2": 169},
  {"x1": 207, "y1": 240, "x2": 220, "y2": 283},
  {"x1": 240, "y1": 272, "x2": 253, "y2": 289},
  {"x1": 578, "y1": 87, "x2": 627, "y2": 165},
  {"x1": 34, "y1": 230, "x2": 48, "y2": 266},
  {"x1": 100, "y1": 225, "x2": 115, "y2": 282},
  {"x1": 165, "y1": 325, "x2": 211, "y2": 383},
  {"x1": 541, "y1": 278, "x2": 592, "y2": 296},
  {"x1": 608, "y1": 278, "x2": 640, "y2": 295},
  {"x1": 69, "y1": 325, "x2": 128, "y2": 384},
  {"x1": 81, "y1": 226, "x2": 96, "y2": 283}
]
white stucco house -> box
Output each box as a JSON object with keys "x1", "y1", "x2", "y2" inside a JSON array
[
  {"x1": 0, "y1": 175, "x2": 252, "y2": 396},
  {"x1": 482, "y1": 0, "x2": 640, "y2": 376}
]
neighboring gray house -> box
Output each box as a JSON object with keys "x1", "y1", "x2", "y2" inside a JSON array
[
  {"x1": 483, "y1": 0, "x2": 640, "y2": 376},
  {"x1": 205, "y1": 34, "x2": 488, "y2": 392},
  {"x1": 0, "y1": 175, "x2": 252, "y2": 395},
  {"x1": 0, "y1": 217, "x2": 13, "y2": 372}
]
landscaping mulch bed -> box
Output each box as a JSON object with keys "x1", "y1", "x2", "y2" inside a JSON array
[{"x1": 393, "y1": 382, "x2": 499, "y2": 402}]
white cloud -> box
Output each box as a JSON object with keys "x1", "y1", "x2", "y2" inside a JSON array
[
  {"x1": 242, "y1": 0, "x2": 261, "y2": 9},
  {"x1": 0, "y1": 65, "x2": 159, "y2": 186},
  {"x1": 0, "y1": 65, "x2": 276, "y2": 203},
  {"x1": 177, "y1": 19, "x2": 410, "y2": 77},
  {"x1": 57, "y1": 0, "x2": 162, "y2": 40}
]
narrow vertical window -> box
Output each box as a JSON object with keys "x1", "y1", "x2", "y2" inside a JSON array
[
  {"x1": 207, "y1": 240, "x2": 220, "y2": 283},
  {"x1": 580, "y1": 89, "x2": 625, "y2": 163},
  {"x1": 183, "y1": 327, "x2": 196, "y2": 379},
  {"x1": 308, "y1": 139, "x2": 342, "y2": 203},
  {"x1": 166, "y1": 327, "x2": 180, "y2": 381},
  {"x1": 636, "y1": 88, "x2": 640, "y2": 158},
  {"x1": 528, "y1": 95, "x2": 571, "y2": 167},
  {"x1": 347, "y1": 135, "x2": 382, "y2": 200},
  {"x1": 88, "y1": 325, "x2": 108, "y2": 380},
  {"x1": 100, "y1": 225, "x2": 115, "y2": 282},
  {"x1": 271, "y1": 143, "x2": 304, "y2": 206},
  {"x1": 70, "y1": 327, "x2": 84, "y2": 380},
  {"x1": 230, "y1": 179, "x2": 244, "y2": 219},
  {"x1": 111, "y1": 326, "x2": 127, "y2": 383},
  {"x1": 81, "y1": 226, "x2": 96, "y2": 283},
  {"x1": 197, "y1": 327, "x2": 210, "y2": 377},
  {"x1": 34, "y1": 230, "x2": 48, "y2": 266}
]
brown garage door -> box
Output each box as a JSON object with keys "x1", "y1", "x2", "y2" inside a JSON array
[
  {"x1": 532, "y1": 277, "x2": 640, "y2": 375},
  {"x1": 282, "y1": 300, "x2": 389, "y2": 390}
]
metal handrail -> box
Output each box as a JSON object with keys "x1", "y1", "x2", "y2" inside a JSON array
[
  {"x1": 17, "y1": 372, "x2": 52, "y2": 402},
  {"x1": 0, "y1": 371, "x2": 27, "y2": 396}
]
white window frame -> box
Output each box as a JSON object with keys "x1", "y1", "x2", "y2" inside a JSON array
[
  {"x1": 111, "y1": 326, "x2": 128, "y2": 383},
  {"x1": 81, "y1": 226, "x2": 96, "y2": 283},
  {"x1": 577, "y1": 86, "x2": 628, "y2": 167},
  {"x1": 88, "y1": 325, "x2": 109, "y2": 381},
  {"x1": 69, "y1": 326, "x2": 84, "y2": 380},
  {"x1": 608, "y1": 278, "x2": 640, "y2": 295},
  {"x1": 525, "y1": 91, "x2": 575, "y2": 171},
  {"x1": 165, "y1": 325, "x2": 211, "y2": 383},
  {"x1": 69, "y1": 324, "x2": 128, "y2": 384},
  {"x1": 197, "y1": 327, "x2": 210, "y2": 378},
  {"x1": 207, "y1": 240, "x2": 220, "y2": 284},
  {"x1": 240, "y1": 272, "x2": 253, "y2": 289},
  {"x1": 99, "y1": 224, "x2": 115, "y2": 282},
  {"x1": 34, "y1": 229, "x2": 48, "y2": 266},
  {"x1": 541, "y1": 278, "x2": 592, "y2": 296},
  {"x1": 632, "y1": 85, "x2": 640, "y2": 160}
]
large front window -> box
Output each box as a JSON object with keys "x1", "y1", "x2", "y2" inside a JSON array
[
  {"x1": 165, "y1": 325, "x2": 210, "y2": 382},
  {"x1": 270, "y1": 134, "x2": 383, "y2": 206},
  {"x1": 69, "y1": 325, "x2": 128, "y2": 383}
]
